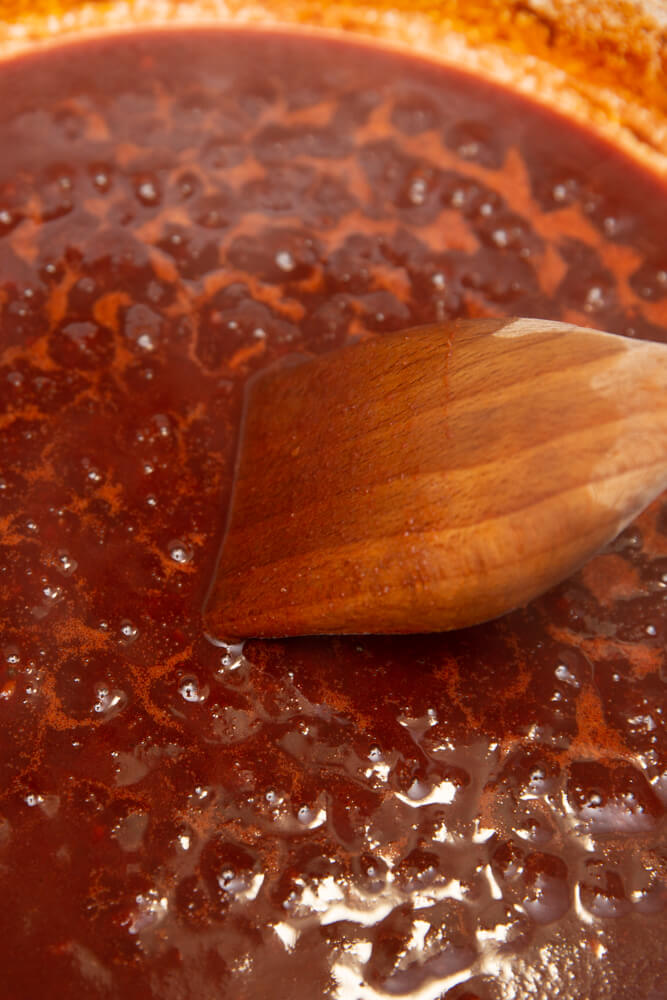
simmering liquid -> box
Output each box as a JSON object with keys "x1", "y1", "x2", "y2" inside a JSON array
[{"x1": 0, "y1": 27, "x2": 665, "y2": 999}]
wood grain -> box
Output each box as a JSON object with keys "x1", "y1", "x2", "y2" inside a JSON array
[{"x1": 205, "y1": 318, "x2": 667, "y2": 638}]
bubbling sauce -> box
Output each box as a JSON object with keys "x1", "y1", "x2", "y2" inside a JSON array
[{"x1": 0, "y1": 27, "x2": 665, "y2": 1000}]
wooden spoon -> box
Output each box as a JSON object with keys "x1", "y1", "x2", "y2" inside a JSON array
[{"x1": 204, "y1": 317, "x2": 667, "y2": 639}]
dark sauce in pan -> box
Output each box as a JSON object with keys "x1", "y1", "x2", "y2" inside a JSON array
[{"x1": 0, "y1": 27, "x2": 665, "y2": 1000}]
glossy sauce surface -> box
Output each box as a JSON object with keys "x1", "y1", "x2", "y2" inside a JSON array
[{"x1": 0, "y1": 28, "x2": 666, "y2": 1000}]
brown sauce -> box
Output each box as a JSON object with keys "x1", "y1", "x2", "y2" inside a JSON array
[{"x1": 0, "y1": 26, "x2": 665, "y2": 999}]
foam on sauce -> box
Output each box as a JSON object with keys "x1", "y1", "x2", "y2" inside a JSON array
[{"x1": 0, "y1": 27, "x2": 665, "y2": 999}]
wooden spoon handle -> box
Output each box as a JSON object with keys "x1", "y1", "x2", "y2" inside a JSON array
[{"x1": 205, "y1": 318, "x2": 667, "y2": 639}]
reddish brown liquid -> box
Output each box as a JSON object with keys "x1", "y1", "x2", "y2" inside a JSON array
[{"x1": 0, "y1": 27, "x2": 665, "y2": 1000}]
